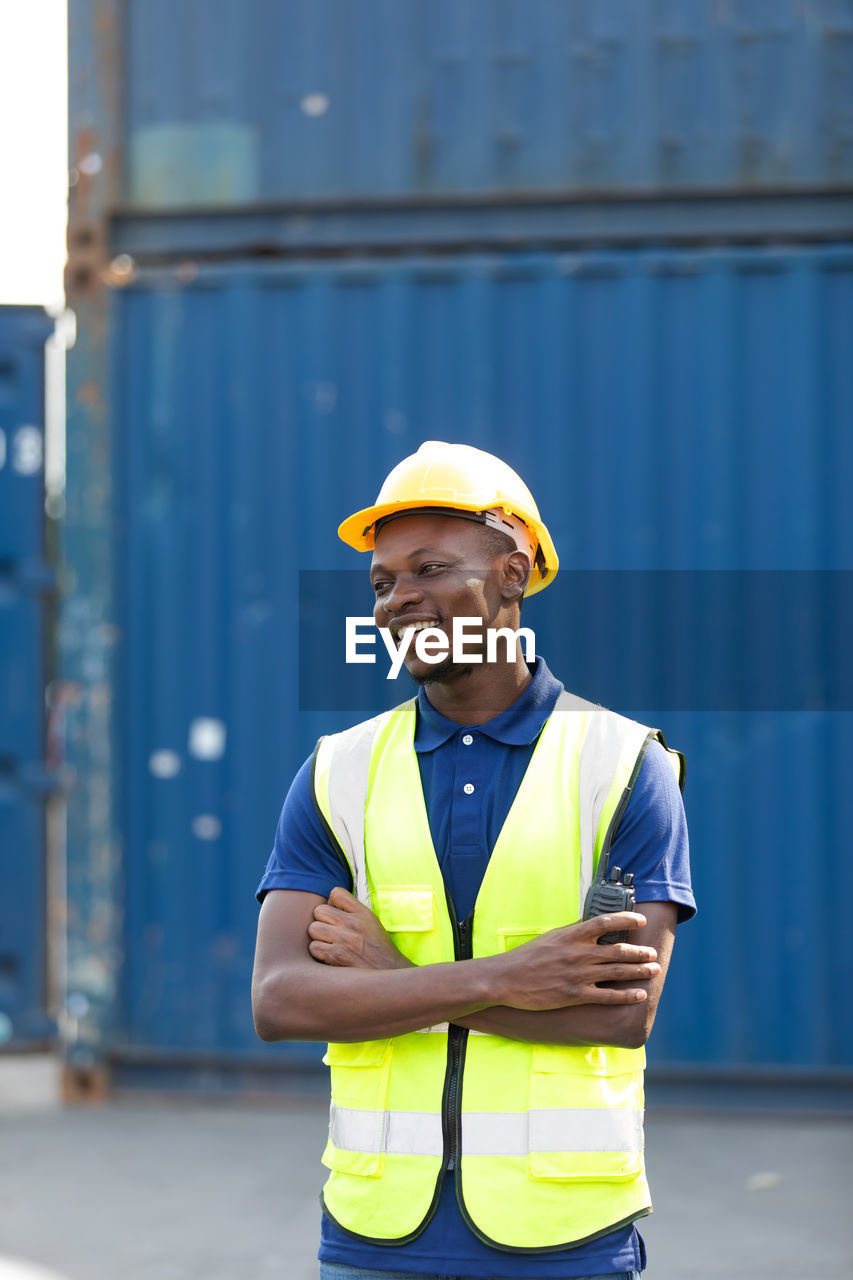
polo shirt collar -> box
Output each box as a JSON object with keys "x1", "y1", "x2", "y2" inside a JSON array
[{"x1": 414, "y1": 657, "x2": 564, "y2": 752}]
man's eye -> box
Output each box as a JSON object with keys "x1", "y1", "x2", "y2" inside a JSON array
[
  {"x1": 372, "y1": 580, "x2": 391, "y2": 596},
  {"x1": 418, "y1": 563, "x2": 444, "y2": 575}
]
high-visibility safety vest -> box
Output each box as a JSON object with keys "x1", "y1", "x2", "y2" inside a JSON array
[{"x1": 311, "y1": 691, "x2": 685, "y2": 1252}]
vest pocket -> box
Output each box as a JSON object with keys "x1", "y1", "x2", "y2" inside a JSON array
[
  {"x1": 322, "y1": 1039, "x2": 392, "y2": 1178},
  {"x1": 528, "y1": 1147, "x2": 644, "y2": 1181},
  {"x1": 527, "y1": 1045, "x2": 644, "y2": 1182},
  {"x1": 373, "y1": 886, "x2": 436, "y2": 933},
  {"x1": 497, "y1": 926, "x2": 549, "y2": 952}
]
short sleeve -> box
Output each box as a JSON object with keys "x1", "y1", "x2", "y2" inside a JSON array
[
  {"x1": 609, "y1": 738, "x2": 696, "y2": 923},
  {"x1": 255, "y1": 754, "x2": 354, "y2": 903}
]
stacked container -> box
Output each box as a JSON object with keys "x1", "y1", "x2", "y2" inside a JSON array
[
  {"x1": 64, "y1": 0, "x2": 853, "y2": 1091},
  {"x1": 0, "y1": 306, "x2": 54, "y2": 1047}
]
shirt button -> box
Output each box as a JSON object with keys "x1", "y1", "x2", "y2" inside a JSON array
[
  {"x1": 462, "y1": 734, "x2": 474, "y2": 745},
  {"x1": 463, "y1": 782, "x2": 475, "y2": 795}
]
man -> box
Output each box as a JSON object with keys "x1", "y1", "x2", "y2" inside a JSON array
[{"x1": 253, "y1": 441, "x2": 694, "y2": 1279}]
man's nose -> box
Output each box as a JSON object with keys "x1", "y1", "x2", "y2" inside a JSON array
[{"x1": 375, "y1": 575, "x2": 423, "y2": 619}]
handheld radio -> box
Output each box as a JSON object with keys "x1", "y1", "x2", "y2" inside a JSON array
[{"x1": 582, "y1": 866, "x2": 635, "y2": 944}]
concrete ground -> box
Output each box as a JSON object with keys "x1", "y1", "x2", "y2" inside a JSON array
[{"x1": 0, "y1": 1060, "x2": 850, "y2": 1280}]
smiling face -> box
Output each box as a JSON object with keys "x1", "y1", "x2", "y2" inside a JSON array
[{"x1": 370, "y1": 511, "x2": 527, "y2": 687}]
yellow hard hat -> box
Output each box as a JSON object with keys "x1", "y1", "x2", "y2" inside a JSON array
[{"x1": 338, "y1": 441, "x2": 558, "y2": 597}]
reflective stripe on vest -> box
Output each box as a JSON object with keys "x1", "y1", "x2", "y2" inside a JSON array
[
  {"x1": 330, "y1": 1103, "x2": 643, "y2": 1158},
  {"x1": 313, "y1": 693, "x2": 683, "y2": 1250}
]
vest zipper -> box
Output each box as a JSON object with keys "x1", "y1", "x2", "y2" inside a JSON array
[
  {"x1": 444, "y1": 911, "x2": 473, "y2": 1173},
  {"x1": 445, "y1": 1026, "x2": 463, "y2": 1171}
]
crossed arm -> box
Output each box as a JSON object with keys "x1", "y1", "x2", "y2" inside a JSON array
[{"x1": 252, "y1": 888, "x2": 677, "y2": 1049}]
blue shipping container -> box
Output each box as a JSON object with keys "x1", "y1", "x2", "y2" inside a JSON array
[
  {"x1": 0, "y1": 306, "x2": 54, "y2": 1046},
  {"x1": 118, "y1": 0, "x2": 853, "y2": 208},
  {"x1": 103, "y1": 244, "x2": 853, "y2": 1074}
]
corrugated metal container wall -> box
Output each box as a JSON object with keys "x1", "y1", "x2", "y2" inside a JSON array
[
  {"x1": 123, "y1": 0, "x2": 853, "y2": 206},
  {"x1": 0, "y1": 306, "x2": 54, "y2": 1046},
  {"x1": 111, "y1": 245, "x2": 853, "y2": 1072}
]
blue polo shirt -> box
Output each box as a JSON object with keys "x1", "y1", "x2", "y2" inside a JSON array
[{"x1": 257, "y1": 659, "x2": 694, "y2": 1278}]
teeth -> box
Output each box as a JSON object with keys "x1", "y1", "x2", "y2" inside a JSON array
[{"x1": 395, "y1": 620, "x2": 439, "y2": 638}]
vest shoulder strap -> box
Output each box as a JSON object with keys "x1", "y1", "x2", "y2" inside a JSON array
[
  {"x1": 556, "y1": 690, "x2": 685, "y2": 794},
  {"x1": 312, "y1": 700, "x2": 416, "y2": 905}
]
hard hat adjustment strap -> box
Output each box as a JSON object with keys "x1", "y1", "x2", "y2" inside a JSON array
[{"x1": 372, "y1": 507, "x2": 491, "y2": 537}]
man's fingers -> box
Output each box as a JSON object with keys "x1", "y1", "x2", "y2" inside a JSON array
[
  {"x1": 586, "y1": 985, "x2": 649, "y2": 1004},
  {"x1": 308, "y1": 920, "x2": 338, "y2": 942},
  {"x1": 593, "y1": 962, "x2": 660, "y2": 982},
  {"x1": 308, "y1": 939, "x2": 344, "y2": 965},
  {"x1": 606, "y1": 941, "x2": 658, "y2": 963},
  {"x1": 313, "y1": 896, "x2": 371, "y2": 925},
  {"x1": 313, "y1": 903, "x2": 346, "y2": 925},
  {"x1": 581, "y1": 911, "x2": 647, "y2": 938},
  {"x1": 328, "y1": 886, "x2": 363, "y2": 912}
]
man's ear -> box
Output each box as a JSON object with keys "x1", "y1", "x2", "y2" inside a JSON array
[{"x1": 501, "y1": 550, "x2": 531, "y2": 602}]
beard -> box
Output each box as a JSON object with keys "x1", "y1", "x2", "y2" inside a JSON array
[{"x1": 410, "y1": 660, "x2": 476, "y2": 687}]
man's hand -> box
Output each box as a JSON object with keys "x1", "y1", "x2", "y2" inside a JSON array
[
  {"x1": 308, "y1": 890, "x2": 659, "y2": 1009},
  {"x1": 487, "y1": 913, "x2": 659, "y2": 1010},
  {"x1": 309, "y1": 887, "x2": 414, "y2": 971}
]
